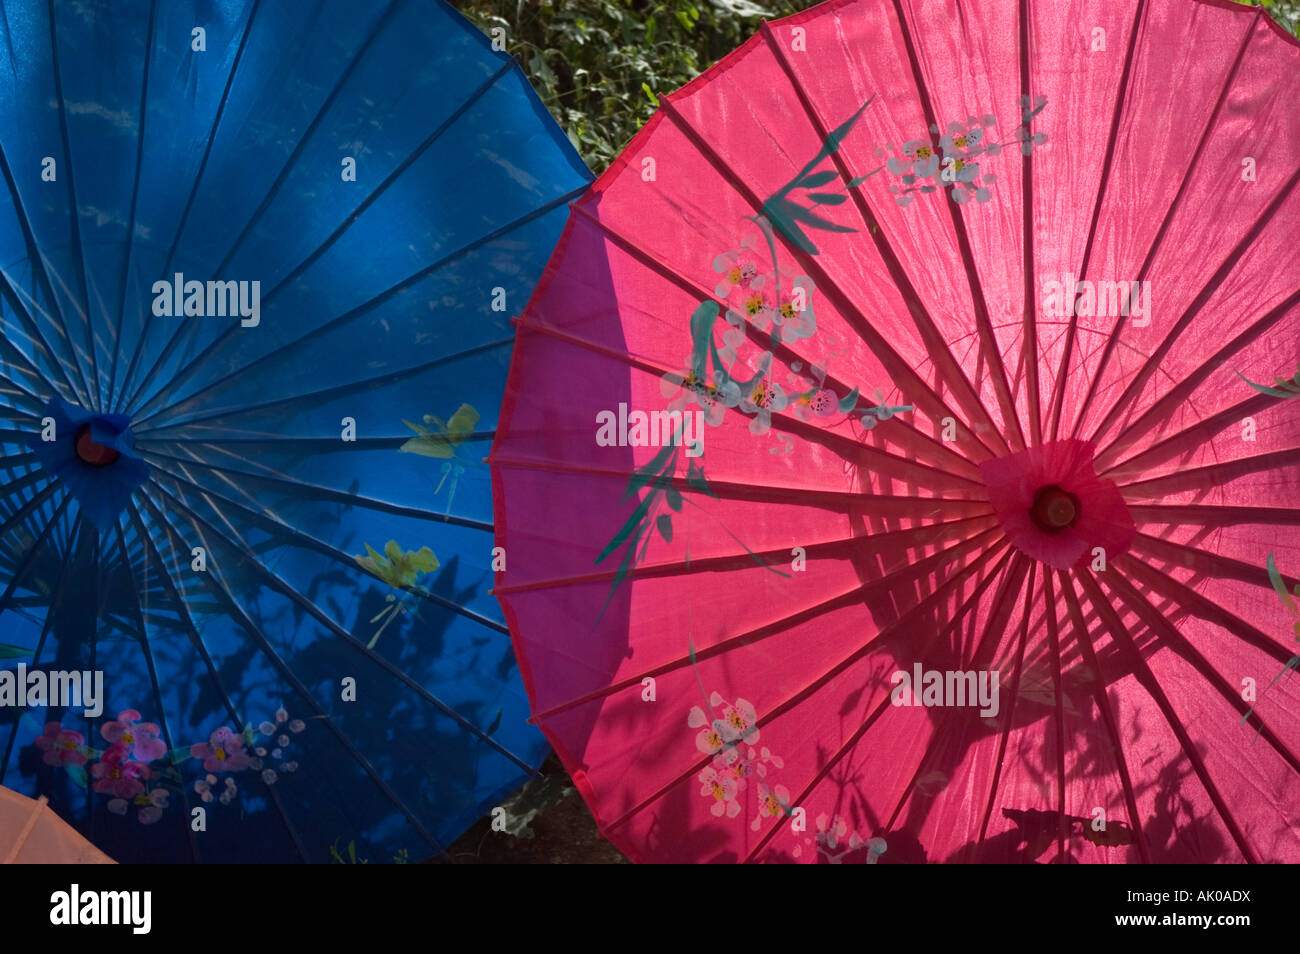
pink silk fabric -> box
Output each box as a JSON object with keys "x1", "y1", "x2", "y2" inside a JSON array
[{"x1": 492, "y1": 0, "x2": 1300, "y2": 862}]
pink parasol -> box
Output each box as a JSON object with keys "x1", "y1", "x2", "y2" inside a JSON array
[{"x1": 490, "y1": 0, "x2": 1300, "y2": 863}]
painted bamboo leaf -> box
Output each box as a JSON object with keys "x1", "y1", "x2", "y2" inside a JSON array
[
  {"x1": 760, "y1": 195, "x2": 823, "y2": 255},
  {"x1": 596, "y1": 523, "x2": 645, "y2": 623},
  {"x1": 596, "y1": 492, "x2": 656, "y2": 564},
  {"x1": 1268, "y1": 554, "x2": 1298, "y2": 617},
  {"x1": 686, "y1": 459, "x2": 717, "y2": 498},
  {"x1": 656, "y1": 514, "x2": 673, "y2": 542},
  {"x1": 623, "y1": 441, "x2": 677, "y2": 500},
  {"x1": 1237, "y1": 369, "x2": 1300, "y2": 398},
  {"x1": 796, "y1": 170, "x2": 839, "y2": 189},
  {"x1": 689, "y1": 300, "x2": 720, "y2": 379}
]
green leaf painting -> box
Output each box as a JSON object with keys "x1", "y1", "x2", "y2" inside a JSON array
[
  {"x1": 1237, "y1": 365, "x2": 1300, "y2": 399},
  {"x1": 400, "y1": 403, "x2": 481, "y2": 459},
  {"x1": 595, "y1": 434, "x2": 787, "y2": 623},
  {"x1": 759, "y1": 99, "x2": 873, "y2": 254},
  {"x1": 1239, "y1": 554, "x2": 1300, "y2": 740},
  {"x1": 354, "y1": 541, "x2": 440, "y2": 648},
  {"x1": 355, "y1": 540, "x2": 439, "y2": 590}
]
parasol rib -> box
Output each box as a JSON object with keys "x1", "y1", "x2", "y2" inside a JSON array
[
  {"x1": 1115, "y1": 553, "x2": 1298, "y2": 670},
  {"x1": 972, "y1": 559, "x2": 1038, "y2": 856},
  {"x1": 1044, "y1": 0, "x2": 1150, "y2": 441},
  {"x1": 1077, "y1": 569, "x2": 1258, "y2": 862},
  {"x1": 105, "y1": 0, "x2": 157, "y2": 411},
  {"x1": 1043, "y1": 571, "x2": 1069, "y2": 860},
  {"x1": 568, "y1": 200, "x2": 981, "y2": 478},
  {"x1": 47, "y1": 0, "x2": 100, "y2": 411},
  {"x1": 202, "y1": 0, "x2": 403, "y2": 283},
  {"x1": 134, "y1": 337, "x2": 512, "y2": 433},
  {"x1": 657, "y1": 92, "x2": 1012, "y2": 464},
  {"x1": 1092, "y1": 287, "x2": 1300, "y2": 470},
  {"x1": 759, "y1": 17, "x2": 1012, "y2": 461},
  {"x1": 1081, "y1": 161, "x2": 1300, "y2": 447},
  {"x1": 0, "y1": 303, "x2": 63, "y2": 403},
  {"x1": 0, "y1": 504, "x2": 79, "y2": 784},
  {"x1": 740, "y1": 547, "x2": 1022, "y2": 862},
  {"x1": 135, "y1": 495, "x2": 451, "y2": 859},
  {"x1": 142, "y1": 479, "x2": 535, "y2": 772},
  {"x1": 137, "y1": 444, "x2": 494, "y2": 532},
  {"x1": 143, "y1": 458, "x2": 509, "y2": 635},
  {"x1": 125, "y1": 502, "x2": 315, "y2": 861},
  {"x1": 123, "y1": 54, "x2": 520, "y2": 415},
  {"x1": 1065, "y1": 13, "x2": 1260, "y2": 443},
  {"x1": 115, "y1": 0, "x2": 261, "y2": 410},
  {"x1": 604, "y1": 540, "x2": 1012, "y2": 837},
  {"x1": 1058, "y1": 570, "x2": 1150, "y2": 862},
  {"x1": 130, "y1": 174, "x2": 587, "y2": 427},
  {"x1": 113, "y1": 518, "x2": 203, "y2": 864},
  {"x1": 490, "y1": 454, "x2": 989, "y2": 516},
  {"x1": 1099, "y1": 391, "x2": 1279, "y2": 480},
  {"x1": 512, "y1": 312, "x2": 981, "y2": 493},
  {"x1": 499, "y1": 513, "x2": 997, "y2": 602},
  {"x1": 0, "y1": 245, "x2": 91, "y2": 407},
  {"x1": 1016, "y1": 0, "x2": 1042, "y2": 445},
  {"x1": 888, "y1": 0, "x2": 1028, "y2": 453},
  {"x1": 1118, "y1": 448, "x2": 1300, "y2": 497},
  {"x1": 1099, "y1": 566, "x2": 1300, "y2": 777},
  {"x1": 524, "y1": 521, "x2": 1004, "y2": 725}
]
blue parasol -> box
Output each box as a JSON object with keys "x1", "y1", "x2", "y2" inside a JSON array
[{"x1": 0, "y1": 0, "x2": 590, "y2": 862}]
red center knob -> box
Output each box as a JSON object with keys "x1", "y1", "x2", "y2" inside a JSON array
[
  {"x1": 1031, "y1": 485, "x2": 1078, "y2": 532},
  {"x1": 75, "y1": 425, "x2": 120, "y2": 467}
]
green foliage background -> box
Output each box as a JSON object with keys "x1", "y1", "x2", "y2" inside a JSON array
[
  {"x1": 452, "y1": 0, "x2": 1300, "y2": 173},
  {"x1": 453, "y1": 0, "x2": 817, "y2": 170}
]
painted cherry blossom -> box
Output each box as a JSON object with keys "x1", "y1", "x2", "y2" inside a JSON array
[
  {"x1": 661, "y1": 366, "x2": 740, "y2": 427},
  {"x1": 721, "y1": 751, "x2": 754, "y2": 791},
  {"x1": 740, "y1": 377, "x2": 789, "y2": 436},
  {"x1": 100, "y1": 709, "x2": 168, "y2": 762},
  {"x1": 713, "y1": 247, "x2": 761, "y2": 297},
  {"x1": 751, "y1": 783, "x2": 792, "y2": 829},
  {"x1": 888, "y1": 139, "x2": 941, "y2": 179},
  {"x1": 689, "y1": 705, "x2": 726, "y2": 755},
  {"x1": 108, "y1": 787, "x2": 169, "y2": 824},
  {"x1": 754, "y1": 746, "x2": 784, "y2": 777},
  {"x1": 717, "y1": 697, "x2": 760, "y2": 747},
  {"x1": 792, "y1": 814, "x2": 889, "y2": 863},
  {"x1": 190, "y1": 726, "x2": 252, "y2": 774},
  {"x1": 34, "y1": 722, "x2": 87, "y2": 767},
  {"x1": 90, "y1": 745, "x2": 149, "y2": 799},
  {"x1": 698, "y1": 766, "x2": 741, "y2": 818}
]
